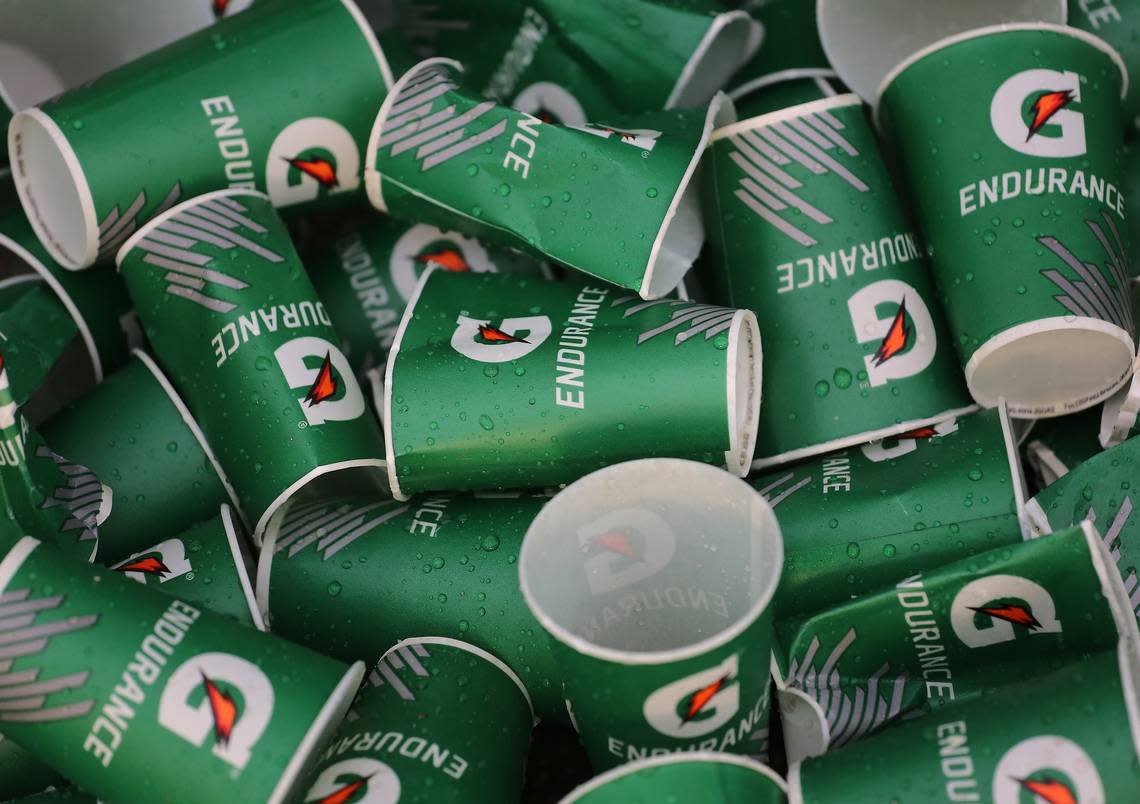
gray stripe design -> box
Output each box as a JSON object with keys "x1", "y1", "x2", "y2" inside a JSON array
[
  {"x1": 320, "y1": 505, "x2": 411, "y2": 559},
  {"x1": 1, "y1": 701, "x2": 93, "y2": 722},
  {"x1": 132, "y1": 197, "x2": 280, "y2": 312},
  {"x1": 610, "y1": 297, "x2": 742, "y2": 347},
  {"x1": 377, "y1": 660, "x2": 415, "y2": 700},
  {"x1": 1038, "y1": 219, "x2": 1131, "y2": 329},
  {"x1": 805, "y1": 113, "x2": 858, "y2": 155},
  {"x1": 727, "y1": 112, "x2": 868, "y2": 247},
  {"x1": 378, "y1": 67, "x2": 510, "y2": 173},
  {"x1": 97, "y1": 183, "x2": 183, "y2": 259},
  {"x1": 766, "y1": 476, "x2": 812, "y2": 508},
  {"x1": 790, "y1": 628, "x2": 906, "y2": 748},
  {"x1": 35, "y1": 448, "x2": 102, "y2": 544},
  {"x1": 287, "y1": 501, "x2": 391, "y2": 558}
]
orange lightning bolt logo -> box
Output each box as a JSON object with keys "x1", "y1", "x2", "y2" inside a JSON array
[
  {"x1": 212, "y1": 0, "x2": 230, "y2": 17},
  {"x1": 682, "y1": 675, "x2": 730, "y2": 723},
  {"x1": 312, "y1": 776, "x2": 372, "y2": 804},
  {"x1": 970, "y1": 604, "x2": 1042, "y2": 630},
  {"x1": 115, "y1": 556, "x2": 170, "y2": 578},
  {"x1": 478, "y1": 324, "x2": 527, "y2": 344},
  {"x1": 304, "y1": 353, "x2": 338, "y2": 407},
  {"x1": 284, "y1": 155, "x2": 338, "y2": 187},
  {"x1": 1016, "y1": 776, "x2": 1076, "y2": 804},
  {"x1": 201, "y1": 673, "x2": 238, "y2": 745},
  {"x1": 593, "y1": 531, "x2": 636, "y2": 559},
  {"x1": 1026, "y1": 90, "x2": 1075, "y2": 141},
  {"x1": 872, "y1": 298, "x2": 911, "y2": 366},
  {"x1": 415, "y1": 249, "x2": 471, "y2": 272}
]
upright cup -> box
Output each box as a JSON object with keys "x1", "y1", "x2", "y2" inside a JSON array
[
  {"x1": 8, "y1": 0, "x2": 393, "y2": 269},
  {"x1": 877, "y1": 24, "x2": 1136, "y2": 416},
  {"x1": 519, "y1": 459, "x2": 783, "y2": 770},
  {"x1": 559, "y1": 753, "x2": 786, "y2": 804}
]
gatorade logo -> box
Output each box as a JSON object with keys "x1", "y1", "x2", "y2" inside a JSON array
[
  {"x1": 112, "y1": 539, "x2": 192, "y2": 584},
  {"x1": 450, "y1": 315, "x2": 552, "y2": 363},
  {"x1": 266, "y1": 118, "x2": 361, "y2": 207},
  {"x1": 275, "y1": 337, "x2": 365, "y2": 426},
  {"x1": 950, "y1": 575, "x2": 1062, "y2": 648},
  {"x1": 578, "y1": 507, "x2": 676, "y2": 595},
  {"x1": 304, "y1": 757, "x2": 401, "y2": 804},
  {"x1": 513, "y1": 82, "x2": 587, "y2": 126},
  {"x1": 644, "y1": 654, "x2": 740, "y2": 738},
  {"x1": 993, "y1": 736, "x2": 1103, "y2": 804},
  {"x1": 571, "y1": 122, "x2": 661, "y2": 152},
  {"x1": 158, "y1": 652, "x2": 274, "y2": 770},
  {"x1": 848, "y1": 280, "x2": 936, "y2": 387},
  {"x1": 860, "y1": 418, "x2": 959, "y2": 462},
  {"x1": 991, "y1": 69, "x2": 1086, "y2": 158},
  {"x1": 390, "y1": 225, "x2": 500, "y2": 302}
]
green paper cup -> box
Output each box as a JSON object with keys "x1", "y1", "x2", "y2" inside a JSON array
[
  {"x1": 817, "y1": 0, "x2": 1067, "y2": 101},
  {"x1": 703, "y1": 96, "x2": 976, "y2": 469},
  {"x1": 117, "y1": 189, "x2": 387, "y2": 541},
  {"x1": 42, "y1": 350, "x2": 240, "y2": 564},
  {"x1": 877, "y1": 24, "x2": 1136, "y2": 416},
  {"x1": 788, "y1": 641, "x2": 1140, "y2": 802},
  {"x1": 301, "y1": 637, "x2": 534, "y2": 803},
  {"x1": 757, "y1": 406, "x2": 1032, "y2": 628},
  {"x1": 366, "y1": 58, "x2": 734, "y2": 299},
  {"x1": 1026, "y1": 431, "x2": 1140, "y2": 618},
  {"x1": 727, "y1": 70, "x2": 848, "y2": 121},
  {"x1": 256, "y1": 492, "x2": 569, "y2": 723},
  {"x1": 383, "y1": 1, "x2": 759, "y2": 118},
  {"x1": 0, "y1": 281, "x2": 91, "y2": 424},
  {"x1": 305, "y1": 215, "x2": 550, "y2": 374},
  {"x1": 8, "y1": 0, "x2": 392, "y2": 269},
  {"x1": 110, "y1": 504, "x2": 264, "y2": 630},
  {"x1": 1, "y1": 185, "x2": 132, "y2": 382},
  {"x1": 519, "y1": 458, "x2": 783, "y2": 770},
  {"x1": 780, "y1": 522, "x2": 1127, "y2": 758},
  {"x1": 383, "y1": 269, "x2": 761, "y2": 498},
  {"x1": 0, "y1": 354, "x2": 112, "y2": 564},
  {"x1": 0, "y1": 534, "x2": 364, "y2": 803},
  {"x1": 559, "y1": 752, "x2": 787, "y2": 804}
]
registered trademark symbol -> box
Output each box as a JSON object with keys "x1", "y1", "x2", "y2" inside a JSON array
[{"x1": 297, "y1": 421, "x2": 308, "y2": 429}]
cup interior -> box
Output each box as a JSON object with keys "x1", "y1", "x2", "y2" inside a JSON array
[{"x1": 519, "y1": 459, "x2": 783, "y2": 662}]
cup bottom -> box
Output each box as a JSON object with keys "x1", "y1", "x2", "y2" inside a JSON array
[{"x1": 965, "y1": 317, "x2": 1135, "y2": 417}]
